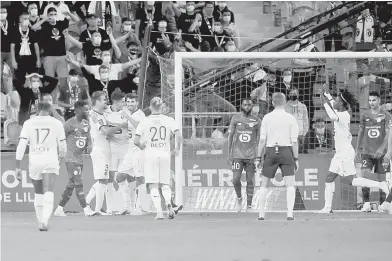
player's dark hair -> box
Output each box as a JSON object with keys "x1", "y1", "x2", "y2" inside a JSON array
[
  {"x1": 340, "y1": 89, "x2": 357, "y2": 110},
  {"x1": 99, "y1": 65, "x2": 109, "y2": 73},
  {"x1": 205, "y1": 1, "x2": 215, "y2": 7},
  {"x1": 126, "y1": 92, "x2": 138, "y2": 101},
  {"x1": 20, "y1": 12, "x2": 29, "y2": 19},
  {"x1": 242, "y1": 98, "x2": 253, "y2": 104},
  {"x1": 369, "y1": 91, "x2": 381, "y2": 98},
  {"x1": 314, "y1": 118, "x2": 325, "y2": 124},
  {"x1": 74, "y1": 100, "x2": 87, "y2": 110},
  {"x1": 47, "y1": 7, "x2": 57, "y2": 14},
  {"x1": 27, "y1": 2, "x2": 37, "y2": 8},
  {"x1": 69, "y1": 69, "x2": 79, "y2": 76},
  {"x1": 91, "y1": 91, "x2": 105, "y2": 105},
  {"x1": 37, "y1": 101, "x2": 52, "y2": 112},
  {"x1": 111, "y1": 88, "x2": 125, "y2": 102},
  {"x1": 127, "y1": 41, "x2": 140, "y2": 49}
]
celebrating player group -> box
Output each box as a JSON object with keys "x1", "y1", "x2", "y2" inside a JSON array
[
  {"x1": 14, "y1": 89, "x2": 183, "y2": 231},
  {"x1": 227, "y1": 89, "x2": 392, "y2": 220}
]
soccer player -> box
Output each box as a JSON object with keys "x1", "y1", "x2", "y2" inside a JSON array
[
  {"x1": 134, "y1": 97, "x2": 183, "y2": 220},
  {"x1": 228, "y1": 98, "x2": 261, "y2": 212},
  {"x1": 104, "y1": 89, "x2": 129, "y2": 214},
  {"x1": 85, "y1": 91, "x2": 126, "y2": 214},
  {"x1": 116, "y1": 93, "x2": 147, "y2": 215},
  {"x1": 355, "y1": 91, "x2": 391, "y2": 212},
  {"x1": 257, "y1": 93, "x2": 299, "y2": 221},
  {"x1": 54, "y1": 101, "x2": 96, "y2": 217},
  {"x1": 15, "y1": 102, "x2": 66, "y2": 231},
  {"x1": 317, "y1": 89, "x2": 391, "y2": 213}
]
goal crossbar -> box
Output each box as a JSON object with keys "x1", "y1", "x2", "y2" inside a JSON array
[{"x1": 173, "y1": 52, "x2": 392, "y2": 206}]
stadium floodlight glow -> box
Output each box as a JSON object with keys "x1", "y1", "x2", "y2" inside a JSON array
[{"x1": 174, "y1": 51, "x2": 392, "y2": 210}]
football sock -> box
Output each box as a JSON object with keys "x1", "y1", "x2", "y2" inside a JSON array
[
  {"x1": 386, "y1": 192, "x2": 392, "y2": 203},
  {"x1": 86, "y1": 181, "x2": 98, "y2": 205},
  {"x1": 136, "y1": 184, "x2": 148, "y2": 210},
  {"x1": 362, "y1": 187, "x2": 370, "y2": 202},
  {"x1": 286, "y1": 186, "x2": 295, "y2": 217},
  {"x1": 380, "y1": 189, "x2": 386, "y2": 204},
  {"x1": 118, "y1": 181, "x2": 131, "y2": 210},
  {"x1": 75, "y1": 184, "x2": 87, "y2": 209},
  {"x1": 352, "y1": 178, "x2": 384, "y2": 190},
  {"x1": 325, "y1": 182, "x2": 335, "y2": 209},
  {"x1": 129, "y1": 181, "x2": 136, "y2": 210},
  {"x1": 150, "y1": 187, "x2": 163, "y2": 213},
  {"x1": 258, "y1": 187, "x2": 268, "y2": 218},
  {"x1": 232, "y1": 178, "x2": 242, "y2": 199},
  {"x1": 106, "y1": 183, "x2": 115, "y2": 212},
  {"x1": 246, "y1": 180, "x2": 255, "y2": 206},
  {"x1": 95, "y1": 183, "x2": 107, "y2": 212},
  {"x1": 58, "y1": 180, "x2": 75, "y2": 207},
  {"x1": 161, "y1": 185, "x2": 172, "y2": 206},
  {"x1": 42, "y1": 192, "x2": 54, "y2": 226},
  {"x1": 34, "y1": 193, "x2": 44, "y2": 223}
]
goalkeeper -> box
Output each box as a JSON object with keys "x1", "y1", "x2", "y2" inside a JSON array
[{"x1": 228, "y1": 99, "x2": 261, "y2": 212}]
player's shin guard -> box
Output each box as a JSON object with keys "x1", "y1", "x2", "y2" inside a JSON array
[
  {"x1": 150, "y1": 187, "x2": 163, "y2": 213},
  {"x1": 246, "y1": 180, "x2": 255, "y2": 207},
  {"x1": 379, "y1": 190, "x2": 386, "y2": 204},
  {"x1": 362, "y1": 187, "x2": 370, "y2": 202},
  {"x1": 75, "y1": 184, "x2": 87, "y2": 208},
  {"x1": 232, "y1": 178, "x2": 242, "y2": 200},
  {"x1": 129, "y1": 181, "x2": 136, "y2": 210},
  {"x1": 325, "y1": 182, "x2": 335, "y2": 209},
  {"x1": 59, "y1": 181, "x2": 75, "y2": 207},
  {"x1": 161, "y1": 185, "x2": 172, "y2": 206},
  {"x1": 42, "y1": 192, "x2": 54, "y2": 226},
  {"x1": 34, "y1": 194, "x2": 44, "y2": 223},
  {"x1": 136, "y1": 184, "x2": 148, "y2": 210},
  {"x1": 258, "y1": 187, "x2": 268, "y2": 218},
  {"x1": 386, "y1": 192, "x2": 392, "y2": 203},
  {"x1": 118, "y1": 181, "x2": 131, "y2": 210},
  {"x1": 286, "y1": 186, "x2": 295, "y2": 217},
  {"x1": 95, "y1": 183, "x2": 107, "y2": 212},
  {"x1": 106, "y1": 183, "x2": 115, "y2": 213},
  {"x1": 86, "y1": 181, "x2": 99, "y2": 205}
]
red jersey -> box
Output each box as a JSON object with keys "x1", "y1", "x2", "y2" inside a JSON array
[
  {"x1": 360, "y1": 109, "x2": 392, "y2": 156},
  {"x1": 228, "y1": 114, "x2": 261, "y2": 159},
  {"x1": 64, "y1": 117, "x2": 92, "y2": 164}
]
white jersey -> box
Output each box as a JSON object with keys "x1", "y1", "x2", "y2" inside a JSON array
[
  {"x1": 135, "y1": 114, "x2": 178, "y2": 156},
  {"x1": 127, "y1": 109, "x2": 146, "y2": 152},
  {"x1": 334, "y1": 111, "x2": 353, "y2": 152},
  {"x1": 19, "y1": 116, "x2": 66, "y2": 165},
  {"x1": 90, "y1": 109, "x2": 110, "y2": 151},
  {"x1": 105, "y1": 106, "x2": 129, "y2": 150}
]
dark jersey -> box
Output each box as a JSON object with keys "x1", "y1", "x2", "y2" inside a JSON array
[
  {"x1": 360, "y1": 109, "x2": 392, "y2": 155},
  {"x1": 229, "y1": 114, "x2": 261, "y2": 159},
  {"x1": 64, "y1": 117, "x2": 92, "y2": 164}
]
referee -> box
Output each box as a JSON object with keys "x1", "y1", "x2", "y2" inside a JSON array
[{"x1": 256, "y1": 93, "x2": 299, "y2": 221}]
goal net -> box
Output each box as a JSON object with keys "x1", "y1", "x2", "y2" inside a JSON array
[{"x1": 163, "y1": 52, "x2": 392, "y2": 213}]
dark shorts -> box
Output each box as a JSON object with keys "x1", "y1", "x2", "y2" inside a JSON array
[
  {"x1": 65, "y1": 162, "x2": 84, "y2": 179},
  {"x1": 361, "y1": 154, "x2": 390, "y2": 174},
  {"x1": 262, "y1": 146, "x2": 295, "y2": 179},
  {"x1": 232, "y1": 158, "x2": 256, "y2": 177}
]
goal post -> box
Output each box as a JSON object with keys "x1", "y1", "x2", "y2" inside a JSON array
[{"x1": 171, "y1": 51, "x2": 392, "y2": 212}]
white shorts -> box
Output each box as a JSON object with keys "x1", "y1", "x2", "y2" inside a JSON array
[
  {"x1": 144, "y1": 154, "x2": 171, "y2": 185},
  {"x1": 109, "y1": 148, "x2": 127, "y2": 171},
  {"x1": 329, "y1": 147, "x2": 356, "y2": 177},
  {"x1": 91, "y1": 150, "x2": 110, "y2": 180},
  {"x1": 118, "y1": 151, "x2": 143, "y2": 177},
  {"x1": 29, "y1": 163, "x2": 59, "y2": 181}
]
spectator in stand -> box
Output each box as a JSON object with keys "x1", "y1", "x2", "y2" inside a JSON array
[
  {"x1": 268, "y1": 68, "x2": 293, "y2": 98},
  {"x1": 72, "y1": 1, "x2": 91, "y2": 21},
  {"x1": 16, "y1": 73, "x2": 58, "y2": 124},
  {"x1": 161, "y1": 1, "x2": 178, "y2": 34},
  {"x1": 41, "y1": 93, "x2": 65, "y2": 123},
  {"x1": 10, "y1": 13, "x2": 41, "y2": 86},
  {"x1": 57, "y1": 69, "x2": 89, "y2": 121},
  {"x1": 150, "y1": 20, "x2": 174, "y2": 56},
  {"x1": 67, "y1": 50, "x2": 141, "y2": 80},
  {"x1": 322, "y1": 1, "x2": 346, "y2": 52},
  {"x1": 223, "y1": 39, "x2": 237, "y2": 52},
  {"x1": 27, "y1": 2, "x2": 42, "y2": 29},
  {"x1": 79, "y1": 13, "x2": 112, "y2": 50},
  {"x1": 43, "y1": 1, "x2": 73, "y2": 21},
  {"x1": 355, "y1": 8, "x2": 376, "y2": 51},
  {"x1": 135, "y1": 1, "x2": 164, "y2": 41},
  {"x1": 369, "y1": 37, "x2": 392, "y2": 70},
  {"x1": 376, "y1": 2, "x2": 392, "y2": 50},
  {"x1": 220, "y1": 7, "x2": 240, "y2": 49},
  {"x1": 1, "y1": 6, "x2": 13, "y2": 90},
  {"x1": 176, "y1": 2, "x2": 201, "y2": 47},
  {"x1": 115, "y1": 18, "x2": 141, "y2": 62},
  {"x1": 199, "y1": 2, "x2": 215, "y2": 48},
  {"x1": 210, "y1": 20, "x2": 230, "y2": 51},
  {"x1": 213, "y1": 1, "x2": 234, "y2": 23},
  {"x1": 285, "y1": 88, "x2": 309, "y2": 153},
  {"x1": 184, "y1": 13, "x2": 203, "y2": 51},
  {"x1": 303, "y1": 118, "x2": 334, "y2": 154},
  {"x1": 81, "y1": 64, "x2": 138, "y2": 102},
  {"x1": 65, "y1": 27, "x2": 121, "y2": 66},
  {"x1": 8, "y1": 1, "x2": 29, "y2": 27},
  {"x1": 87, "y1": 1, "x2": 118, "y2": 29}
]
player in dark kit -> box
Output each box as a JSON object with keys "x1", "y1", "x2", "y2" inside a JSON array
[
  {"x1": 356, "y1": 92, "x2": 392, "y2": 212},
  {"x1": 228, "y1": 99, "x2": 261, "y2": 212},
  {"x1": 53, "y1": 101, "x2": 96, "y2": 217}
]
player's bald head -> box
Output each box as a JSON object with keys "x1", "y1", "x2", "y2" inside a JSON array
[{"x1": 272, "y1": 92, "x2": 286, "y2": 107}]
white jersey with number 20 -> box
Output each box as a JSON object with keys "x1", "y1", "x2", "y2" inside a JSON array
[{"x1": 135, "y1": 114, "x2": 178, "y2": 156}]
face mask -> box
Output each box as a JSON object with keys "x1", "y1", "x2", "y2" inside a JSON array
[
  {"x1": 197, "y1": 21, "x2": 202, "y2": 27},
  {"x1": 226, "y1": 45, "x2": 236, "y2": 52},
  {"x1": 100, "y1": 73, "x2": 109, "y2": 80},
  {"x1": 69, "y1": 76, "x2": 78, "y2": 84},
  {"x1": 21, "y1": 19, "x2": 30, "y2": 27},
  {"x1": 315, "y1": 128, "x2": 325, "y2": 134},
  {"x1": 0, "y1": 13, "x2": 7, "y2": 20},
  {"x1": 30, "y1": 8, "x2": 38, "y2": 16},
  {"x1": 214, "y1": 26, "x2": 221, "y2": 32},
  {"x1": 222, "y1": 16, "x2": 231, "y2": 23},
  {"x1": 102, "y1": 56, "x2": 111, "y2": 63},
  {"x1": 219, "y1": 3, "x2": 227, "y2": 8},
  {"x1": 290, "y1": 95, "x2": 298, "y2": 101},
  {"x1": 186, "y1": 5, "x2": 195, "y2": 12},
  {"x1": 92, "y1": 37, "x2": 101, "y2": 46},
  {"x1": 283, "y1": 75, "x2": 292, "y2": 83},
  {"x1": 31, "y1": 81, "x2": 40, "y2": 89},
  {"x1": 123, "y1": 25, "x2": 132, "y2": 32}
]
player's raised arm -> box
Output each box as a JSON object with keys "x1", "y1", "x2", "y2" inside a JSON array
[
  {"x1": 99, "y1": 118, "x2": 127, "y2": 136},
  {"x1": 321, "y1": 91, "x2": 339, "y2": 122}
]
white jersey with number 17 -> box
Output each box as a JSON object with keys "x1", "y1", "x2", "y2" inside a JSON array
[
  {"x1": 19, "y1": 116, "x2": 66, "y2": 165},
  {"x1": 135, "y1": 114, "x2": 178, "y2": 156}
]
